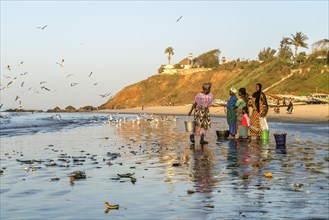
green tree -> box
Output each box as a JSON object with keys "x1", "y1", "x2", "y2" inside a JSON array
[
  {"x1": 258, "y1": 47, "x2": 277, "y2": 61},
  {"x1": 312, "y1": 39, "x2": 329, "y2": 52},
  {"x1": 288, "y1": 32, "x2": 309, "y2": 60},
  {"x1": 165, "y1": 47, "x2": 174, "y2": 64},
  {"x1": 278, "y1": 37, "x2": 293, "y2": 60},
  {"x1": 193, "y1": 49, "x2": 220, "y2": 68}
]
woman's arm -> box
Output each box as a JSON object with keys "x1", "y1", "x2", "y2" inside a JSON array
[{"x1": 188, "y1": 102, "x2": 196, "y2": 116}]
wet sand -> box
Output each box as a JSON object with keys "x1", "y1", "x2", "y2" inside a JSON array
[
  {"x1": 98, "y1": 104, "x2": 329, "y2": 124},
  {"x1": 1, "y1": 115, "x2": 328, "y2": 219}
]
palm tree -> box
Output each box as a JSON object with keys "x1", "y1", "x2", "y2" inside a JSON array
[
  {"x1": 288, "y1": 32, "x2": 309, "y2": 60},
  {"x1": 165, "y1": 47, "x2": 174, "y2": 64}
]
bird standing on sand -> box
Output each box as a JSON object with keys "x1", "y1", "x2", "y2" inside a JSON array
[
  {"x1": 56, "y1": 59, "x2": 64, "y2": 67},
  {"x1": 176, "y1": 16, "x2": 183, "y2": 22}
]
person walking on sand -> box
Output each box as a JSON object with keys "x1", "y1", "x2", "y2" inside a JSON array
[
  {"x1": 226, "y1": 87, "x2": 238, "y2": 139},
  {"x1": 188, "y1": 82, "x2": 214, "y2": 145},
  {"x1": 287, "y1": 98, "x2": 293, "y2": 114},
  {"x1": 249, "y1": 83, "x2": 268, "y2": 139}
]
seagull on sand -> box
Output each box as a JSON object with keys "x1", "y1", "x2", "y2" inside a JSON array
[
  {"x1": 37, "y1": 25, "x2": 48, "y2": 30},
  {"x1": 56, "y1": 59, "x2": 64, "y2": 67},
  {"x1": 176, "y1": 16, "x2": 183, "y2": 22}
]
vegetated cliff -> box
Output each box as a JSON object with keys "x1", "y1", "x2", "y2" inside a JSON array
[{"x1": 99, "y1": 59, "x2": 329, "y2": 109}]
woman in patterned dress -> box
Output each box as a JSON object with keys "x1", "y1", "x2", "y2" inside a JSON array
[
  {"x1": 188, "y1": 82, "x2": 214, "y2": 144},
  {"x1": 249, "y1": 83, "x2": 268, "y2": 138}
]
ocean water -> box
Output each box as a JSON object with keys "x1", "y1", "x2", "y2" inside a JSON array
[{"x1": 0, "y1": 112, "x2": 328, "y2": 219}]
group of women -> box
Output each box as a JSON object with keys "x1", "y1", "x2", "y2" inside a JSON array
[{"x1": 188, "y1": 82, "x2": 268, "y2": 144}]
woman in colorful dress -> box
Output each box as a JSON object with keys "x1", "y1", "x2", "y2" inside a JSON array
[
  {"x1": 188, "y1": 82, "x2": 214, "y2": 144},
  {"x1": 249, "y1": 83, "x2": 268, "y2": 138},
  {"x1": 226, "y1": 88, "x2": 238, "y2": 139}
]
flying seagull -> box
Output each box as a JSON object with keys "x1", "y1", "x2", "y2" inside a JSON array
[
  {"x1": 66, "y1": 74, "x2": 75, "y2": 78},
  {"x1": 6, "y1": 65, "x2": 11, "y2": 71},
  {"x1": 37, "y1": 25, "x2": 48, "y2": 30},
  {"x1": 56, "y1": 59, "x2": 64, "y2": 67},
  {"x1": 71, "y1": 82, "x2": 79, "y2": 87},
  {"x1": 40, "y1": 81, "x2": 47, "y2": 84},
  {"x1": 88, "y1": 72, "x2": 93, "y2": 77},
  {"x1": 18, "y1": 61, "x2": 24, "y2": 66},
  {"x1": 41, "y1": 86, "x2": 50, "y2": 91},
  {"x1": 99, "y1": 92, "x2": 111, "y2": 98},
  {"x1": 21, "y1": 82, "x2": 25, "y2": 87},
  {"x1": 0, "y1": 104, "x2": 3, "y2": 109},
  {"x1": 176, "y1": 16, "x2": 183, "y2": 22},
  {"x1": 20, "y1": 72, "x2": 28, "y2": 76},
  {"x1": 15, "y1": 95, "x2": 20, "y2": 101}
]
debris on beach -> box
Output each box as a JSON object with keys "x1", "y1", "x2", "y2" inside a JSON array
[
  {"x1": 204, "y1": 204, "x2": 215, "y2": 208},
  {"x1": 264, "y1": 172, "x2": 273, "y2": 178},
  {"x1": 117, "y1": 172, "x2": 135, "y2": 178},
  {"x1": 187, "y1": 189, "x2": 195, "y2": 194},
  {"x1": 70, "y1": 170, "x2": 86, "y2": 179},
  {"x1": 104, "y1": 202, "x2": 119, "y2": 209},
  {"x1": 49, "y1": 177, "x2": 60, "y2": 182}
]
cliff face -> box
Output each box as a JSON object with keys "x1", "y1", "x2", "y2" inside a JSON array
[{"x1": 100, "y1": 62, "x2": 329, "y2": 109}]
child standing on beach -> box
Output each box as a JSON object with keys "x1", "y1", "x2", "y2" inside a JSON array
[{"x1": 240, "y1": 106, "x2": 250, "y2": 139}]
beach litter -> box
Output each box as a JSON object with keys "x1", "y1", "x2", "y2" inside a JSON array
[
  {"x1": 264, "y1": 172, "x2": 273, "y2": 178},
  {"x1": 117, "y1": 172, "x2": 135, "y2": 178},
  {"x1": 70, "y1": 170, "x2": 86, "y2": 179},
  {"x1": 104, "y1": 202, "x2": 119, "y2": 209}
]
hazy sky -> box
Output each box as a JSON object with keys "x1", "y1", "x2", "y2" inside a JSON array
[{"x1": 1, "y1": 1, "x2": 328, "y2": 110}]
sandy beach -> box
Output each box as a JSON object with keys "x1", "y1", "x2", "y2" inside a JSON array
[
  {"x1": 98, "y1": 104, "x2": 329, "y2": 124},
  {"x1": 1, "y1": 111, "x2": 329, "y2": 219}
]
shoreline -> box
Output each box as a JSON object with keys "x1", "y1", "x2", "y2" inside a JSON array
[{"x1": 97, "y1": 104, "x2": 329, "y2": 124}]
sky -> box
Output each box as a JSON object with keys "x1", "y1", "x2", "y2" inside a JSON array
[{"x1": 1, "y1": 0, "x2": 328, "y2": 110}]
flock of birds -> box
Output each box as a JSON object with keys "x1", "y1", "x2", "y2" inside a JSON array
[
  {"x1": 1, "y1": 24, "x2": 114, "y2": 110},
  {"x1": 1, "y1": 16, "x2": 184, "y2": 110}
]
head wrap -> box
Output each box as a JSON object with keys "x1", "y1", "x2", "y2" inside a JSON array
[
  {"x1": 230, "y1": 87, "x2": 237, "y2": 94},
  {"x1": 252, "y1": 83, "x2": 262, "y2": 112}
]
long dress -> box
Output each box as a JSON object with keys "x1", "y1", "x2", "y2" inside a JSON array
[
  {"x1": 226, "y1": 95, "x2": 238, "y2": 136},
  {"x1": 193, "y1": 92, "x2": 214, "y2": 136},
  {"x1": 250, "y1": 93, "x2": 267, "y2": 137}
]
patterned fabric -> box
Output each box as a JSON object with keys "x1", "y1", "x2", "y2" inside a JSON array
[
  {"x1": 250, "y1": 93, "x2": 267, "y2": 137},
  {"x1": 226, "y1": 95, "x2": 237, "y2": 125},
  {"x1": 235, "y1": 98, "x2": 246, "y2": 126},
  {"x1": 193, "y1": 93, "x2": 214, "y2": 136}
]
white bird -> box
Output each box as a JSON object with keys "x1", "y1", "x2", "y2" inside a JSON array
[
  {"x1": 20, "y1": 72, "x2": 28, "y2": 76},
  {"x1": 15, "y1": 95, "x2": 20, "y2": 101},
  {"x1": 37, "y1": 25, "x2": 48, "y2": 30},
  {"x1": 6, "y1": 65, "x2": 11, "y2": 71},
  {"x1": 66, "y1": 74, "x2": 75, "y2": 78},
  {"x1": 18, "y1": 61, "x2": 24, "y2": 66},
  {"x1": 40, "y1": 81, "x2": 47, "y2": 84},
  {"x1": 21, "y1": 82, "x2": 25, "y2": 87},
  {"x1": 41, "y1": 86, "x2": 50, "y2": 91},
  {"x1": 93, "y1": 83, "x2": 98, "y2": 86},
  {"x1": 56, "y1": 59, "x2": 64, "y2": 67},
  {"x1": 88, "y1": 72, "x2": 93, "y2": 77},
  {"x1": 176, "y1": 16, "x2": 183, "y2": 22}
]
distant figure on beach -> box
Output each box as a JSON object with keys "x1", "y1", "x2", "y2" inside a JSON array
[
  {"x1": 287, "y1": 98, "x2": 293, "y2": 114},
  {"x1": 249, "y1": 83, "x2": 268, "y2": 138},
  {"x1": 226, "y1": 87, "x2": 238, "y2": 139},
  {"x1": 274, "y1": 100, "x2": 280, "y2": 113},
  {"x1": 283, "y1": 97, "x2": 287, "y2": 106},
  {"x1": 188, "y1": 82, "x2": 214, "y2": 145},
  {"x1": 235, "y1": 88, "x2": 249, "y2": 137}
]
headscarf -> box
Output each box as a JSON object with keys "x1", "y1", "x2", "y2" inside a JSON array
[{"x1": 252, "y1": 83, "x2": 262, "y2": 112}]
